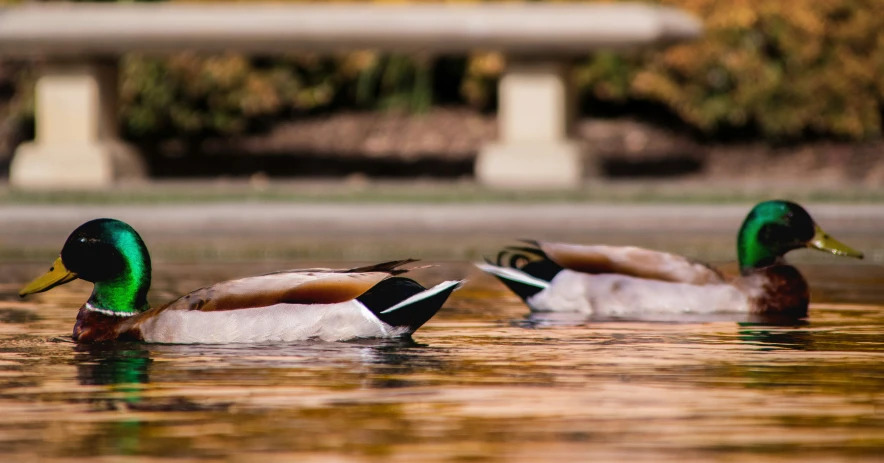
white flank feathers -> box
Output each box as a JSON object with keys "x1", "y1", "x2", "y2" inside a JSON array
[
  {"x1": 139, "y1": 300, "x2": 410, "y2": 344},
  {"x1": 527, "y1": 270, "x2": 751, "y2": 315}
]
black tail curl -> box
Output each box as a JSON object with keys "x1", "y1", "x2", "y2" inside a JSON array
[{"x1": 486, "y1": 242, "x2": 564, "y2": 284}]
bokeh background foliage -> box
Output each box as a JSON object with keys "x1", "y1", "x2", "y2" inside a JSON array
[
  {"x1": 8, "y1": 0, "x2": 884, "y2": 143},
  {"x1": 639, "y1": 0, "x2": 884, "y2": 140}
]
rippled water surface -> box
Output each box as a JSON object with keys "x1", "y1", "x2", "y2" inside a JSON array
[{"x1": 1, "y1": 257, "x2": 883, "y2": 462}]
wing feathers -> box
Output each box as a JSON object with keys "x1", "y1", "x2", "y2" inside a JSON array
[
  {"x1": 155, "y1": 261, "x2": 426, "y2": 313},
  {"x1": 537, "y1": 242, "x2": 725, "y2": 285},
  {"x1": 261, "y1": 259, "x2": 422, "y2": 277},
  {"x1": 278, "y1": 273, "x2": 389, "y2": 304},
  {"x1": 345, "y1": 259, "x2": 421, "y2": 275}
]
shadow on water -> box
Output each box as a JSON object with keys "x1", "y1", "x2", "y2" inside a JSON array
[
  {"x1": 518, "y1": 311, "x2": 810, "y2": 330},
  {"x1": 519, "y1": 311, "x2": 820, "y2": 352},
  {"x1": 352, "y1": 337, "x2": 454, "y2": 388},
  {"x1": 564, "y1": 308, "x2": 882, "y2": 353}
]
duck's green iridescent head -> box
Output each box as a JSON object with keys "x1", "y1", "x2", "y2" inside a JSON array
[
  {"x1": 19, "y1": 218, "x2": 152, "y2": 316},
  {"x1": 737, "y1": 200, "x2": 863, "y2": 273}
]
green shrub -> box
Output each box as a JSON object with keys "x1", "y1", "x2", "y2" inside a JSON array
[
  {"x1": 121, "y1": 54, "x2": 336, "y2": 139},
  {"x1": 118, "y1": 51, "x2": 442, "y2": 140}
]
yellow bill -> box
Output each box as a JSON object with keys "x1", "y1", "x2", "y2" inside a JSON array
[
  {"x1": 808, "y1": 225, "x2": 864, "y2": 259},
  {"x1": 19, "y1": 256, "x2": 79, "y2": 297}
]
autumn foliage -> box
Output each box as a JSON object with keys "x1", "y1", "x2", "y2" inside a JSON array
[
  {"x1": 628, "y1": 0, "x2": 884, "y2": 139},
  {"x1": 19, "y1": 0, "x2": 884, "y2": 142}
]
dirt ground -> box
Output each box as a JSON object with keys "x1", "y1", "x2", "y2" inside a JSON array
[
  {"x1": 144, "y1": 107, "x2": 884, "y2": 186},
  {"x1": 1, "y1": 104, "x2": 882, "y2": 185}
]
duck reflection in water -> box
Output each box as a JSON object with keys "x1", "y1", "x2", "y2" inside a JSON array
[
  {"x1": 75, "y1": 343, "x2": 152, "y2": 388},
  {"x1": 736, "y1": 321, "x2": 815, "y2": 351},
  {"x1": 75, "y1": 336, "x2": 447, "y2": 395},
  {"x1": 72, "y1": 344, "x2": 153, "y2": 457},
  {"x1": 74, "y1": 343, "x2": 231, "y2": 411},
  {"x1": 350, "y1": 337, "x2": 451, "y2": 389}
]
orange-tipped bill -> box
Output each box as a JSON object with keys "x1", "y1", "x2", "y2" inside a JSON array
[
  {"x1": 808, "y1": 225, "x2": 864, "y2": 259},
  {"x1": 19, "y1": 256, "x2": 78, "y2": 297}
]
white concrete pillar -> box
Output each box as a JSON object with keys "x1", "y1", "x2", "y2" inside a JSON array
[
  {"x1": 475, "y1": 59, "x2": 585, "y2": 189},
  {"x1": 10, "y1": 61, "x2": 145, "y2": 189}
]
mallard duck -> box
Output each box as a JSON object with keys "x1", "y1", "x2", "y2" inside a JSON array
[
  {"x1": 19, "y1": 218, "x2": 462, "y2": 344},
  {"x1": 477, "y1": 200, "x2": 863, "y2": 318}
]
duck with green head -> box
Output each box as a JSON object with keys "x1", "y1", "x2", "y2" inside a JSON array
[
  {"x1": 20, "y1": 218, "x2": 462, "y2": 343},
  {"x1": 477, "y1": 200, "x2": 863, "y2": 318}
]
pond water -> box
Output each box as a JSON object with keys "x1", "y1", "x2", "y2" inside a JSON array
[{"x1": 0, "y1": 254, "x2": 882, "y2": 462}]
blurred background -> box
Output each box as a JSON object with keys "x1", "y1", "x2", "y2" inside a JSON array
[{"x1": 0, "y1": 0, "x2": 881, "y2": 187}]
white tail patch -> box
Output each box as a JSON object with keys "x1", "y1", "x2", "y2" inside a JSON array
[
  {"x1": 475, "y1": 263, "x2": 550, "y2": 289},
  {"x1": 380, "y1": 280, "x2": 464, "y2": 314}
]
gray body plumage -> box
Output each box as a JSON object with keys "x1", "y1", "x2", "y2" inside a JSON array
[{"x1": 139, "y1": 300, "x2": 410, "y2": 343}]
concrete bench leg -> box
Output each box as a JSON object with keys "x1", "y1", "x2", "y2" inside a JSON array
[
  {"x1": 10, "y1": 61, "x2": 145, "y2": 189},
  {"x1": 475, "y1": 59, "x2": 584, "y2": 189}
]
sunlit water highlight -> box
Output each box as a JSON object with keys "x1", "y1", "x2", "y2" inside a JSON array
[{"x1": 0, "y1": 258, "x2": 882, "y2": 462}]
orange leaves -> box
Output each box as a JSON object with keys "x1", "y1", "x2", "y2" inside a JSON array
[{"x1": 613, "y1": 0, "x2": 884, "y2": 139}]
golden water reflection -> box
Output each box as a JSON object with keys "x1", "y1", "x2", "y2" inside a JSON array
[{"x1": 0, "y1": 262, "x2": 882, "y2": 462}]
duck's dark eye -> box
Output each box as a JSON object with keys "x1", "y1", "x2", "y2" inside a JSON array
[
  {"x1": 62, "y1": 238, "x2": 124, "y2": 281},
  {"x1": 759, "y1": 223, "x2": 789, "y2": 244}
]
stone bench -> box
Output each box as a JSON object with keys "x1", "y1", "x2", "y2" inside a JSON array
[{"x1": 0, "y1": 3, "x2": 701, "y2": 189}]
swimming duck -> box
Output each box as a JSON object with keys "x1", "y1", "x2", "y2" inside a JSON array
[
  {"x1": 19, "y1": 218, "x2": 462, "y2": 344},
  {"x1": 477, "y1": 200, "x2": 863, "y2": 318}
]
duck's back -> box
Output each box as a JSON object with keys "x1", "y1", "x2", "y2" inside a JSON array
[
  {"x1": 536, "y1": 242, "x2": 726, "y2": 284},
  {"x1": 158, "y1": 270, "x2": 393, "y2": 311}
]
